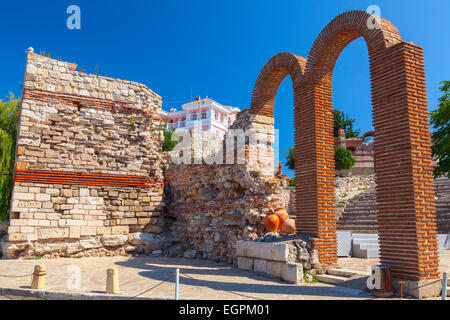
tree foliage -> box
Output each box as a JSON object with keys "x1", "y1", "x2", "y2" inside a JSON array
[
  {"x1": 431, "y1": 81, "x2": 450, "y2": 178},
  {"x1": 334, "y1": 147, "x2": 355, "y2": 170},
  {"x1": 285, "y1": 109, "x2": 361, "y2": 170},
  {"x1": 162, "y1": 126, "x2": 178, "y2": 152},
  {"x1": 0, "y1": 94, "x2": 20, "y2": 221},
  {"x1": 284, "y1": 147, "x2": 295, "y2": 170},
  {"x1": 333, "y1": 109, "x2": 361, "y2": 138}
]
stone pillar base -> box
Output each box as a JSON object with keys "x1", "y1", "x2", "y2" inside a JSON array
[{"x1": 392, "y1": 277, "x2": 442, "y2": 299}]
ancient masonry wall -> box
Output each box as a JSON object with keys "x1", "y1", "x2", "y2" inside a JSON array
[
  {"x1": 2, "y1": 52, "x2": 170, "y2": 258},
  {"x1": 165, "y1": 164, "x2": 284, "y2": 263}
]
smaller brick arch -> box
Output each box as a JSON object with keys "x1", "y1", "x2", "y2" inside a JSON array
[
  {"x1": 361, "y1": 130, "x2": 375, "y2": 141},
  {"x1": 249, "y1": 52, "x2": 307, "y2": 117}
]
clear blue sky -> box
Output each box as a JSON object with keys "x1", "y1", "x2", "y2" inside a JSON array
[{"x1": 1, "y1": 0, "x2": 448, "y2": 177}]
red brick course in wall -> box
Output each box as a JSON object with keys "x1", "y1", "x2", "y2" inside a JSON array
[{"x1": 247, "y1": 10, "x2": 439, "y2": 281}]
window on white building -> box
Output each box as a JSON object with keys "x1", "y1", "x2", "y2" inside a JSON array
[
  {"x1": 192, "y1": 112, "x2": 197, "y2": 121},
  {"x1": 201, "y1": 111, "x2": 207, "y2": 119}
]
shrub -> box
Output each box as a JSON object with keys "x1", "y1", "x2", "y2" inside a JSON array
[{"x1": 334, "y1": 147, "x2": 355, "y2": 170}]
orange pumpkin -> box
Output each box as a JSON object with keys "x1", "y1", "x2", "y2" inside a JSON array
[
  {"x1": 275, "y1": 208, "x2": 289, "y2": 230},
  {"x1": 263, "y1": 213, "x2": 280, "y2": 233},
  {"x1": 280, "y1": 218, "x2": 296, "y2": 234}
]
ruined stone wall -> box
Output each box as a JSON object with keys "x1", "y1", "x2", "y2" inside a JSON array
[
  {"x1": 164, "y1": 164, "x2": 284, "y2": 263},
  {"x1": 2, "y1": 52, "x2": 169, "y2": 258}
]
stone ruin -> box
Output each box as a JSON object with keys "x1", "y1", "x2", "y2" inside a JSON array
[
  {"x1": 0, "y1": 51, "x2": 286, "y2": 263},
  {"x1": 0, "y1": 9, "x2": 444, "y2": 298}
]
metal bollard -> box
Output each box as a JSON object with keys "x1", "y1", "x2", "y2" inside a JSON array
[
  {"x1": 175, "y1": 268, "x2": 179, "y2": 300},
  {"x1": 106, "y1": 268, "x2": 120, "y2": 294},
  {"x1": 398, "y1": 281, "x2": 407, "y2": 299},
  {"x1": 31, "y1": 264, "x2": 46, "y2": 290},
  {"x1": 443, "y1": 272, "x2": 447, "y2": 301}
]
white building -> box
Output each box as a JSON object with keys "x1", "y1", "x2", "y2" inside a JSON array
[{"x1": 161, "y1": 98, "x2": 240, "y2": 138}]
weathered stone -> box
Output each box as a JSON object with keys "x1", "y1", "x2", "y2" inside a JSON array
[
  {"x1": 183, "y1": 250, "x2": 197, "y2": 259},
  {"x1": 101, "y1": 234, "x2": 128, "y2": 247},
  {"x1": 266, "y1": 261, "x2": 282, "y2": 278},
  {"x1": 237, "y1": 257, "x2": 254, "y2": 271},
  {"x1": 253, "y1": 259, "x2": 267, "y2": 273},
  {"x1": 282, "y1": 263, "x2": 303, "y2": 283}
]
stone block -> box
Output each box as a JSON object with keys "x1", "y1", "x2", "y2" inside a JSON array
[
  {"x1": 237, "y1": 257, "x2": 254, "y2": 271},
  {"x1": 80, "y1": 226, "x2": 97, "y2": 236},
  {"x1": 36, "y1": 193, "x2": 51, "y2": 201},
  {"x1": 281, "y1": 263, "x2": 303, "y2": 283},
  {"x1": 14, "y1": 193, "x2": 35, "y2": 201},
  {"x1": 69, "y1": 226, "x2": 80, "y2": 239},
  {"x1": 111, "y1": 226, "x2": 129, "y2": 235},
  {"x1": 87, "y1": 220, "x2": 104, "y2": 227},
  {"x1": 253, "y1": 259, "x2": 267, "y2": 273},
  {"x1": 38, "y1": 227, "x2": 69, "y2": 239},
  {"x1": 79, "y1": 237, "x2": 101, "y2": 249},
  {"x1": 268, "y1": 243, "x2": 290, "y2": 262},
  {"x1": 101, "y1": 234, "x2": 128, "y2": 247},
  {"x1": 266, "y1": 261, "x2": 282, "y2": 278},
  {"x1": 236, "y1": 240, "x2": 247, "y2": 257}
]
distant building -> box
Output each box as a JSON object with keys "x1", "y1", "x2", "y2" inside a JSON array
[
  {"x1": 335, "y1": 128, "x2": 375, "y2": 175},
  {"x1": 161, "y1": 98, "x2": 240, "y2": 138},
  {"x1": 274, "y1": 161, "x2": 292, "y2": 188}
]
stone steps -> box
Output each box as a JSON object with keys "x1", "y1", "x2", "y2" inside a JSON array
[
  {"x1": 316, "y1": 274, "x2": 348, "y2": 285},
  {"x1": 337, "y1": 177, "x2": 450, "y2": 234},
  {"x1": 316, "y1": 268, "x2": 370, "y2": 285}
]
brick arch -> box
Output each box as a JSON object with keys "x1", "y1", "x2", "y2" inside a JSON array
[
  {"x1": 249, "y1": 52, "x2": 307, "y2": 117},
  {"x1": 305, "y1": 10, "x2": 402, "y2": 80},
  {"x1": 292, "y1": 10, "x2": 439, "y2": 294}
]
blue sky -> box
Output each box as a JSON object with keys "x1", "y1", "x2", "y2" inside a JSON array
[{"x1": 0, "y1": 0, "x2": 448, "y2": 177}]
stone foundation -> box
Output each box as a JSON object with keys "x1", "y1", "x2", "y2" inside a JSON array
[
  {"x1": 236, "y1": 236, "x2": 321, "y2": 283},
  {"x1": 1, "y1": 232, "x2": 172, "y2": 259},
  {"x1": 392, "y1": 277, "x2": 443, "y2": 299}
]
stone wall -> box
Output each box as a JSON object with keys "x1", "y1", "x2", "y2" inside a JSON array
[
  {"x1": 2, "y1": 52, "x2": 169, "y2": 258},
  {"x1": 164, "y1": 164, "x2": 284, "y2": 263}
]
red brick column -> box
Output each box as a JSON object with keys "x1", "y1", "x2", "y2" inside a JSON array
[
  {"x1": 371, "y1": 42, "x2": 440, "y2": 282},
  {"x1": 294, "y1": 78, "x2": 337, "y2": 267}
]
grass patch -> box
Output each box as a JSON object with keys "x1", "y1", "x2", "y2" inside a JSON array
[
  {"x1": 358, "y1": 187, "x2": 367, "y2": 191},
  {"x1": 74, "y1": 254, "x2": 83, "y2": 259},
  {"x1": 303, "y1": 272, "x2": 318, "y2": 283},
  {"x1": 33, "y1": 255, "x2": 43, "y2": 260}
]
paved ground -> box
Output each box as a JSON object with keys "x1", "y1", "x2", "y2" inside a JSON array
[
  {"x1": 0, "y1": 255, "x2": 371, "y2": 300},
  {"x1": 0, "y1": 251, "x2": 448, "y2": 300},
  {"x1": 337, "y1": 251, "x2": 450, "y2": 275}
]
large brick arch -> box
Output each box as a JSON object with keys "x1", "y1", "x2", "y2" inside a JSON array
[{"x1": 248, "y1": 10, "x2": 439, "y2": 294}]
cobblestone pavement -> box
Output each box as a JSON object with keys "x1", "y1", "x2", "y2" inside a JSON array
[
  {"x1": 0, "y1": 252, "x2": 448, "y2": 300},
  {"x1": 0, "y1": 255, "x2": 372, "y2": 300}
]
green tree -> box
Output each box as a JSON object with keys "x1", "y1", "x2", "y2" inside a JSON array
[
  {"x1": 0, "y1": 94, "x2": 20, "y2": 221},
  {"x1": 285, "y1": 109, "x2": 361, "y2": 170},
  {"x1": 333, "y1": 109, "x2": 361, "y2": 138},
  {"x1": 162, "y1": 125, "x2": 178, "y2": 152},
  {"x1": 430, "y1": 81, "x2": 450, "y2": 178},
  {"x1": 284, "y1": 147, "x2": 295, "y2": 170},
  {"x1": 334, "y1": 147, "x2": 355, "y2": 170}
]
